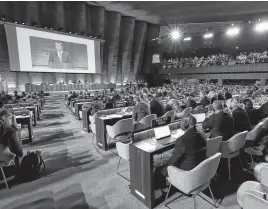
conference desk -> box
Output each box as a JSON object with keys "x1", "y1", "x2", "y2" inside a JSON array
[
  {"x1": 130, "y1": 137, "x2": 176, "y2": 209},
  {"x1": 96, "y1": 112, "x2": 133, "y2": 150},
  {"x1": 13, "y1": 106, "x2": 37, "y2": 126},
  {"x1": 15, "y1": 115, "x2": 33, "y2": 144}
]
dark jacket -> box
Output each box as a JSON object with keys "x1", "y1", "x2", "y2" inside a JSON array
[
  {"x1": 199, "y1": 96, "x2": 210, "y2": 108},
  {"x1": 150, "y1": 98, "x2": 165, "y2": 118},
  {"x1": 225, "y1": 91, "x2": 232, "y2": 100},
  {"x1": 186, "y1": 97, "x2": 197, "y2": 109},
  {"x1": 48, "y1": 51, "x2": 72, "y2": 69},
  {"x1": 132, "y1": 102, "x2": 151, "y2": 122},
  {"x1": 202, "y1": 111, "x2": 234, "y2": 141},
  {"x1": 0, "y1": 122, "x2": 23, "y2": 157},
  {"x1": 162, "y1": 127, "x2": 207, "y2": 176},
  {"x1": 232, "y1": 107, "x2": 251, "y2": 132},
  {"x1": 246, "y1": 108, "x2": 262, "y2": 126}
]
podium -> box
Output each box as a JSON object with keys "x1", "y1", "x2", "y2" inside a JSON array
[{"x1": 0, "y1": 80, "x2": 8, "y2": 93}]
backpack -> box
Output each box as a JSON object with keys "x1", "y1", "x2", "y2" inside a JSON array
[{"x1": 16, "y1": 150, "x2": 45, "y2": 183}]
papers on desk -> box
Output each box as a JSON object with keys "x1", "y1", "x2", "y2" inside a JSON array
[{"x1": 99, "y1": 112, "x2": 132, "y2": 120}]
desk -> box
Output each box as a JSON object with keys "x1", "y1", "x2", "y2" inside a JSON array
[
  {"x1": 16, "y1": 115, "x2": 33, "y2": 144},
  {"x1": 130, "y1": 138, "x2": 176, "y2": 209},
  {"x1": 13, "y1": 106, "x2": 37, "y2": 126},
  {"x1": 96, "y1": 113, "x2": 132, "y2": 150}
]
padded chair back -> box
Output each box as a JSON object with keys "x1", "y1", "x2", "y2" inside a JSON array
[
  {"x1": 162, "y1": 110, "x2": 175, "y2": 122},
  {"x1": 194, "y1": 105, "x2": 203, "y2": 111},
  {"x1": 140, "y1": 114, "x2": 157, "y2": 129},
  {"x1": 134, "y1": 122, "x2": 146, "y2": 132},
  {"x1": 107, "y1": 118, "x2": 134, "y2": 139},
  {"x1": 177, "y1": 107, "x2": 192, "y2": 118},
  {"x1": 219, "y1": 131, "x2": 248, "y2": 154},
  {"x1": 116, "y1": 142, "x2": 130, "y2": 161},
  {"x1": 133, "y1": 129, "x2": 155, "y2": 143},
  {"x1": 243, "y1": 191, "x2": 268, "y2": 209},
  {"x1": 89, "y1": 112, "x2": 98, "y2": 124},
  {"x1": 207, "y1": 136, "x2": 222, "y2": 157},
  {"x1": 191, "y1": 108, "x2": 208, "y2": 115},
  {"x1": 262, "y1": 117, "x2": 268, "y2": 132},
  {"x1": 168, "y1": 153, "x2": 221, "y2": 194},
  {"x1": 246, "y1": 122, "x2": 263, "y2": 141},
  {"x1": 260, "y1": 165, "x2": 268, "y2": 186}
]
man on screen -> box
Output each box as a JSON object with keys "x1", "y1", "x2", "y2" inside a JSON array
[{"x1": 48, "y1": 41, "x2": 72, "y2": 69}]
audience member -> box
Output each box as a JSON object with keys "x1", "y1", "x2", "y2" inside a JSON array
[
  {"x1": 147, "y1": 93, "x2": 165, "y2": 117},
  {"x1": 132, "y1": 96, "x2": 150, "y2": 122}
]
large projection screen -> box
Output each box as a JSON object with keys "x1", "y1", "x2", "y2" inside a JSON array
[{"x1": 4, "y1": 24, "x2": 101, "y2": 73}]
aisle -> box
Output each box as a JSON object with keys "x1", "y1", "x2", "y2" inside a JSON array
[{"x1": 0, "y1": 95, "x2": 239, "y2": 209}]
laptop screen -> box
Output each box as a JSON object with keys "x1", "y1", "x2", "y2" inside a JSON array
[
  {"x1": 154, "y1": 126, "x2": 171, "y2": 140},
  {"x1": 194, "y1": 113, "x2": 206, "y2": 123}
]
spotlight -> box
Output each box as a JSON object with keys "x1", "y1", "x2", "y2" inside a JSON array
[
  {"x1": 14, "y1": 21, "x2": 18, "y2": 24},
  {"x1": 170, "y1": 30, "x2": 181, "y2": 40},
  {"x1": 232, "y1": 23, "x2": 234, "y2": 26},
  {"x1": 255, "y1": 22, "x2": 268, "y2": 33},
  {"x1": 203, "y1": 33, "x2": 213, "y2": 39},
  {"x1": 74, "y1": 32, "x2": 78, "y2": 35},
  {"x1": 44, "y1": 25, "x2": 48, "y2": 29},
  {"x1": 236, "y1": 46, "x2": 239, "y2": 49},
  {"x1": 97, "y1": 35, "x2": 102, "y2": 39},
  {"x1": 69, "y1": 32, "x2": 72, "y2": 34},
  {"x1": 1, "y1": 15, "x2": 7, "y2": 21},
  {"x1": 21, "y1": 22, "x2": 25, "y2": 25},
  {"x1": 259, "y1": 19, "x2": 261, "y2": 21},
  {"x1": 50, "y1": 27, "x2": 53, "y2": 30},
  {"x1": 80, "y1": 31, "x2": 85, "y2": 36},
  {"x1": 89, "y1": 36, "x2": 93, "y2": 38},
  {"x1": 248, "y1": 21, "x2": 251, "y2": 24},
  {"x1": 32, "y1": 22, "x2": 37, "y2": 27},
  {"x1": 183, "y1": 37, "x2": 192, "y2": 41},
  {"x1": 226, "y1": 27, "x2": 240, "y2": 36}
]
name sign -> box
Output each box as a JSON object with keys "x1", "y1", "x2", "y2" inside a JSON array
[
  {"x1": 152, "y1": 116, "x2": 171, "y2": 128},
  {"x1": 114, "y1": 102, "x2": 127, "y2": 108}
]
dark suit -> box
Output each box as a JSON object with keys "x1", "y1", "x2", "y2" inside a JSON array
[
  {"x1": 259, "y1": 102, "x2": 268, "y2": 119},
  {"x1": 202, "y1": 111, "x2": 234, "y2": 141},
  {"x1": 132, "y1": 102, "x2": 150, "y2": 122},
  {"x1": 155, "y1": 127, "x2": 207, "y2": 189},
  {"x1": 150, "y1": 98, "x2": 165, "y2": 118},
  {"x1": 48, "y1": 51, "x2": 72, "y2": 69},
  {"x1": 186, "y1": 97, "x2": 197, "y2": 108},
  {"x1": 246, "y1": 108, "x2": 262, "y2": 126},
  {"x1": 225, "y1": 91, "x2": 232, "y2": 100},
  {"x1": 199, "y1": 96, "x2": 210, "y2": 108},
  {"x1": 232, "y1": 107, "x2": 251, "y2": 132}
]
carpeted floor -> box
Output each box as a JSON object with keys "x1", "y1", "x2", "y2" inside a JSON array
[{"x1": 0, "y1": 94, "x2": 249, "y2": 209}]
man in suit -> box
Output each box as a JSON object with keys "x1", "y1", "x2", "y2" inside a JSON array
[
  {"x1": 199, "y1": 91, "x2": 210, "y2": 108},
  {"x1": 48, "y1": 41, "x2": 72, "y2": 69},
  {"x1": 132, "y1": 96, "x2": 151, "y2": 122},
  {"x1": 185, "y1": 93, "x2": 197, "y2": 109},
  {"x1": 155, "y1": 114, "x2": 207, "y2": 191},
  {"x1": 230, "y1": 99, "x2": 251, "y2": 133},
  {"x1": 202, "y1": 100, "x2": 234, "y2": 141},
  {"x1": 243, "y1": 99, "x2": 262, "y2": 127},
  {"x1": 147, "y1": 93, "x2": 165, "y2": 117}
]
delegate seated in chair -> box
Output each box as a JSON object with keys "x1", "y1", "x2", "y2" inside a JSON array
[
  {"x1": 154, "y1": 114, "x2": 207, "y2": 191},
  {"x1": 132, "y1": 96, "x2": 151, "y2": 122},
  {"x1": 0, "y1": 110, "x2": 23, "y2": 166}
]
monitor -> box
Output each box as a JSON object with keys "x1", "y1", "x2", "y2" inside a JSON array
[{"x1": 154, "y1": 126, "x2": 171, "y2": 140}]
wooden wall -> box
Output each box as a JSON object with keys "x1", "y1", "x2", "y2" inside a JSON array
[{"x1": 0, "y1": 1, "x2": 160, "y2": 91}]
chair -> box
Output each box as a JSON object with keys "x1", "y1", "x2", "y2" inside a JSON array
[
  {"x1": 261, "y1": 117, "x2": 268, "y2": 133},
  {"x1": 139, "y1": 114, "x2": 157, "y2": 129},
  {"x1": 106, "y1": 118, "x2": 134, "y2": 143},
  {"x1": 242, "y1": 190, "x2": 268, "y2": 209},
  {"x1": 162, "y1": 110, "x2": 175, "y2": 122},
  {"x1": 0, "y1": 146, "x2": 15, "y2": 189},
  {"x1": 176, "y1": 107, "x2": 192, "y2": 119},
  {"x1": 253, "y1": 163, "x2": 268, "y2": 182},
  {"x1": 206, "y1": 136, "x2": 223, "y2": 157},
  {"x1": 89, "y1": 112, "x2": 98, "y2": 145},
  {"x1": 246, "y1": 122, "x2": 263, "y2": 141},
  {"x1": 219, "y1": 131, "x2": 248, "y2": 180},
  {"x1": 237, "y1": 166, "x2": 268, "y2": 208},
  {"x1": 133, "y1": 122, "x2": 146, "y2": 132},
  {"x1": 115, "y1": 142, "x2": 130, "y2": 182},
  {"x1": 165, "y1": 153, "x2": 222, "y2": 209}
]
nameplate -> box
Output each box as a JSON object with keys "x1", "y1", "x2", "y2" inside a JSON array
[
  {"x1": 114, "y1": 102, "x2": 127, "y2": 108},
  {"x1": 135, "y1": 190, "x2": 145, "y2": 199},
  {"x1": 152, "y1": 116, "x2": 171, "y2": 128},
  {"x1": 98, "y1": 143, "x2": 103, "y2": 147}
]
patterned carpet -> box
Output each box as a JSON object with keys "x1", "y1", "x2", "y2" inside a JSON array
[{"x1": 0, "y1": 94, "x2": 245, "y2": 209}]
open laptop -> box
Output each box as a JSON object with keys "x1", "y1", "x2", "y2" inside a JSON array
[
  {"x1": 154, "y1": 126, "x2": 173, "y2": 145},
  {"x1": 194, "y1": 113, "x2": 206, "y2": 123}
]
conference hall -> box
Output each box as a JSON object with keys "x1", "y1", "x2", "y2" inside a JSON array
[{"x1": 1, "y1": 1, "x2": 268, "y2": 209}]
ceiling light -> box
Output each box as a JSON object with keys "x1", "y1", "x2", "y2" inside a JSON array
[
  {"x1": 255, "y1": 22, "x2": 268, "y2": 33},
  {"x1": 203, "y1": 33, "x2": 213, "y2": 39},
  {"x1": 170, "y1": 30, "x2": 181, "y2": 40},
  {"x1": 183, "y1": 37, "x2": 192, "y2": 41},
  {"x1": 226, "y1": 27, "x2": 240, "y2": 36}
]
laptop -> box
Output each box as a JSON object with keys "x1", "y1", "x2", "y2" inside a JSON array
[
  {"x1": 194, "y1": 113, "x2": 206, "y2": 123},
  {"x1": 154, "y1": 126, "x2": 173, "y2": 145}
]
